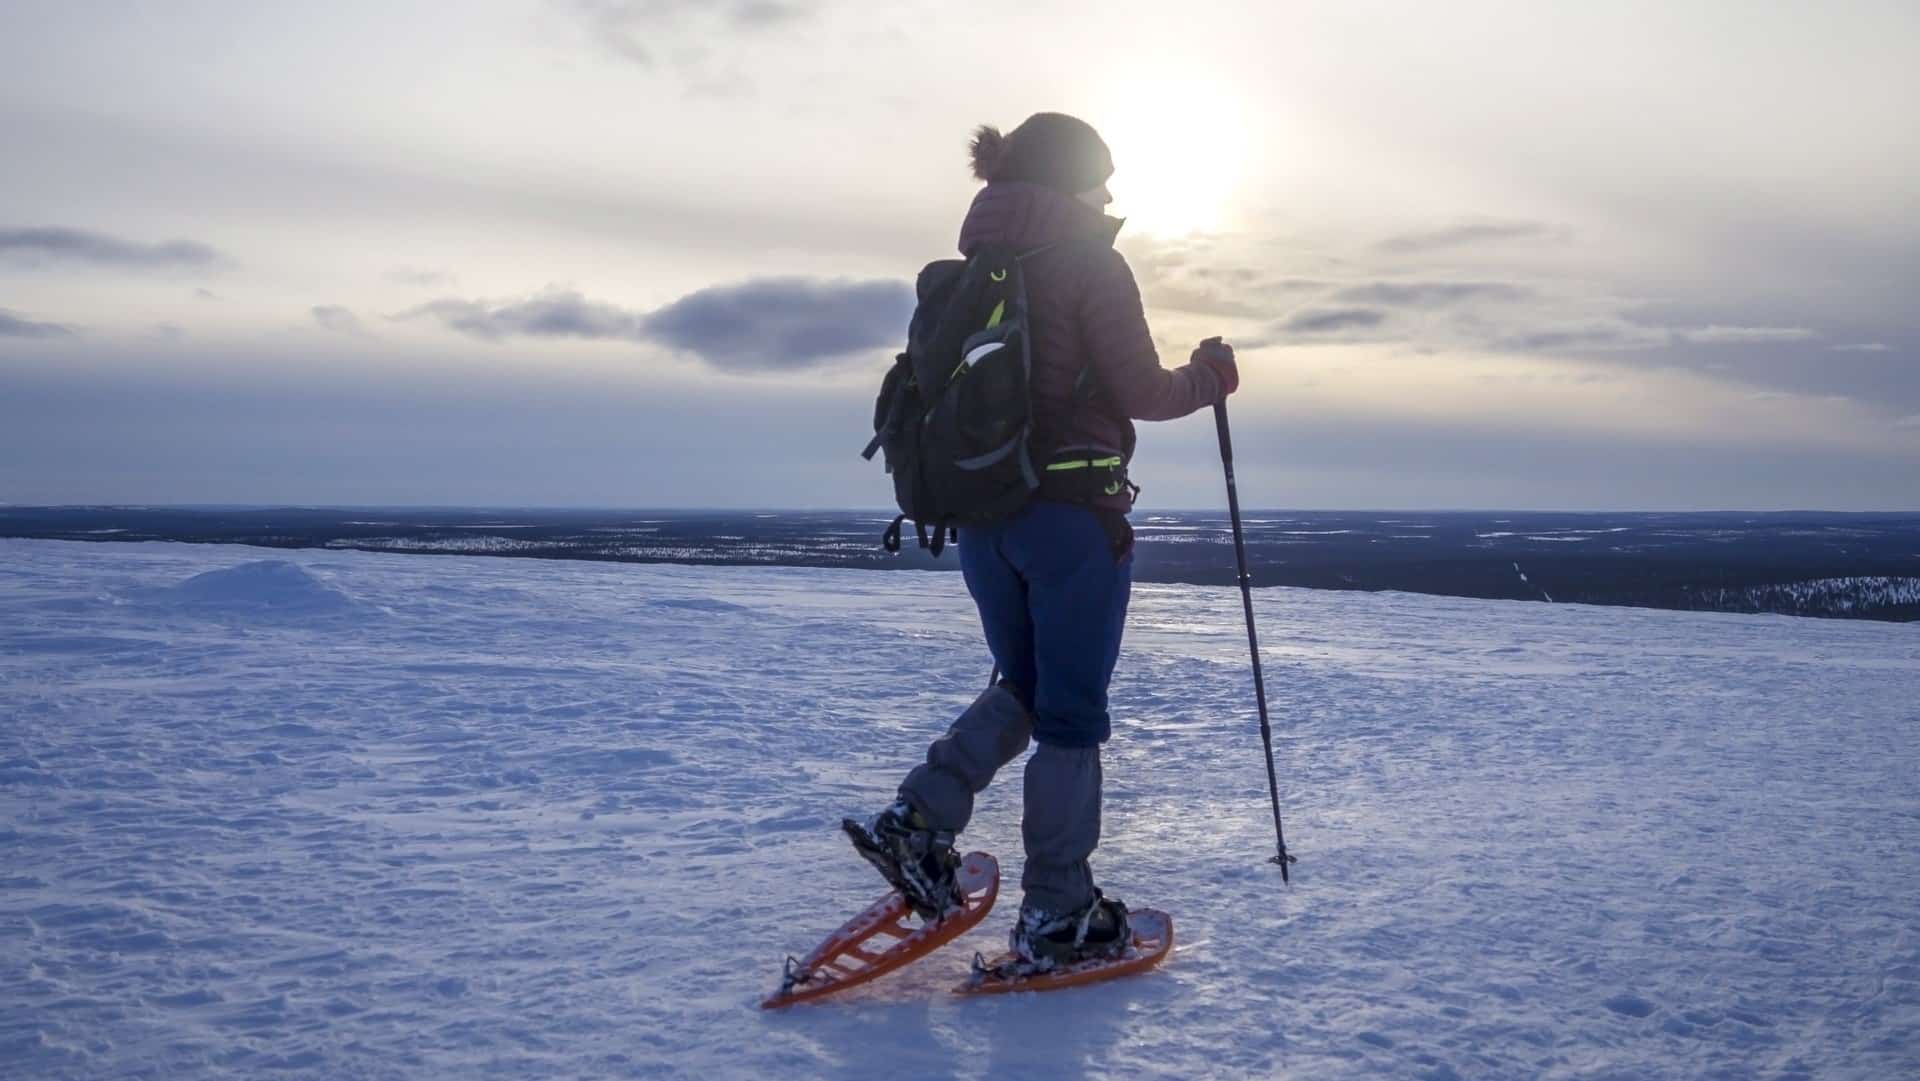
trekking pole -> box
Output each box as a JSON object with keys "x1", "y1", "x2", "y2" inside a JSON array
[{"x1": 1214, "y1": 400, "x2": 1297, "y2": 880}]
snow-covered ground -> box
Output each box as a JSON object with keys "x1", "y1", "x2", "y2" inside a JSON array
[{"x1": 3, "y1": 538, "x2": 1917, "y2": 1080}]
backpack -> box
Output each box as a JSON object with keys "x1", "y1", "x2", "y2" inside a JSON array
[{"x1": 862, "y1": 241, "x2": 1057, "y2": 556}]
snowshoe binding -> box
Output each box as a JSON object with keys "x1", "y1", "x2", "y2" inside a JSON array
[
  {"x1": 1000, "y1": 889, "x2": 1131, "y2": 974},
  {"x1": 961, "y1": 903, "x2": 1171, "y2": 996},
  {"x1": 842, "y1": 798, "x2": 961, "y2": 920}
]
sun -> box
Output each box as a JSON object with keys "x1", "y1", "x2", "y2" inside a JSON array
[{"x1": 1093, "y1": 82, "x2": 1248, "y2": 237}]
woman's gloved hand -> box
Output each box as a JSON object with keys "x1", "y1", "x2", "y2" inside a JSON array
[{"x1": 1192, "y1": 336, "x2": 1238, "y2": 397}]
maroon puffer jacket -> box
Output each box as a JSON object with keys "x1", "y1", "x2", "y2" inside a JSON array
[{"x1": 957, "y1": 182, "x2": 1226, "y2": 511}]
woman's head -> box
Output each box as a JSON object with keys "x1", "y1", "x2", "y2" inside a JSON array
[{"x1": 970, "y1": 113, "x2": 1115, "y2": 205}]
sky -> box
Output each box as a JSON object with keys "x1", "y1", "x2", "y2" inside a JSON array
[{"x1": 2, "y1": 0, "x2": 1917, "y2": 510}]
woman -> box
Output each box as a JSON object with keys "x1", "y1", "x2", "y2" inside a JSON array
[{"x1": 847, "y1": 112, "x2": 1239, "y2": 967}]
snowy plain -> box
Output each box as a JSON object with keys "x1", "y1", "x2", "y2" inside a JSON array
[{"x1": 2, "y1": 537, "x2": 1917, "y2": 1080}]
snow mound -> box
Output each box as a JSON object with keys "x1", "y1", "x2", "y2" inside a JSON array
[{"x1": 161, "y1": 560, "x2": 361, "y2": 615}]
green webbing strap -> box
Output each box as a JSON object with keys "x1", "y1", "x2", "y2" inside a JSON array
[{"x1": 1044, "y1": 456, "x2": 1124, "y2": 472}]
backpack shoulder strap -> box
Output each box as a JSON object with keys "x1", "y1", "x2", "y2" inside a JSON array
[{"x1": 1012, "y1": 236, "x2": 1108, "y2": 435}]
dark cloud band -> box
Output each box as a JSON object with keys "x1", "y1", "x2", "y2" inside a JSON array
[
  {"x1": 640, "y1": 277, "x2": 909, "y2": 371},
  {"x1": 0, "y1": 227, "x2": 221, "y2": 269},
  {"x1": 398, "y1": 277, "x2": 912, "y2": 371},
  {"x1": 0, "y1": 308, "x2": 75, "y2": 338}
]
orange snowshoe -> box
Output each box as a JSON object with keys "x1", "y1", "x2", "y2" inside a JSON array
[
  {"x1": 761, "y1": 851, "x2": 999, "y2": 1008},
  {"x1": 958, "y1": 908, "x2": 1173, "y2": 995}
]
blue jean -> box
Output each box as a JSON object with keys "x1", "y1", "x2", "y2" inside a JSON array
[{"x1": 959, "y1": 501, "x2": 1132, "y2": 748}]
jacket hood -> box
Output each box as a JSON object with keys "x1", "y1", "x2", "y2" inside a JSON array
[{"x1": 958, "y1": 182, "x2": 1124, "y2": 256}]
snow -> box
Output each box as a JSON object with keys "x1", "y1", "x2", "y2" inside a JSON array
[
  {"x1": 149, "y1": 559, "x2": 367, "y2": 616},
  {"x1": 3, "y1": 538, "x2": 1918, "y2": 1080}
]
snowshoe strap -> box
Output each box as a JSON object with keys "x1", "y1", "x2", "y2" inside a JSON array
[
  {"x1": 1068, "y1": 896, "x2": 1100, "y2": 949},
  {"x1": 970, "y1": 950, "x2": 1041, "y2": 985},
  {"x1": 780, "y1": 955, "x2": 814, "y2": 994}
]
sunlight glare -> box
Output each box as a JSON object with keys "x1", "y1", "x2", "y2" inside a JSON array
[{"x1": 1096, "y1": 81, "x2": 1249, "y2": 236}]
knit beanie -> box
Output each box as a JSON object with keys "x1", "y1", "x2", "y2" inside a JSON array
[{"x1": 969, "y1": 112, "x2": 1115, "y2": 194}]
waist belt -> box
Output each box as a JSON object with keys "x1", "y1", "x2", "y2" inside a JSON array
[{"x1": 1038, "y1": 452, "x2": 1140, "y2": 507}]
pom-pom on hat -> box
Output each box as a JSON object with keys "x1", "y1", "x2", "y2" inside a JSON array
[{"x1": 969, "y1": 112, "x2": 1115, "y2": 195}]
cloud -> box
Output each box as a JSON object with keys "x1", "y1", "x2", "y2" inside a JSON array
[
  {"x1": 1831, "y1": 342, "x2": 1891, "y2": 353},
  {"x1": 1376, "y1": 221, "x2": 1569, "y2": 254},
  {"x1": 575, "y1": 0, "x2": 813, "y2": 68},
  {"x1": 0, "y1": 308, "x2": 75, "y2": 338},
  {"x1": 386, "y1": 267, "x2": 456, "y2": 288},
  {"x1": 575, "y1": 0, "x2": 671, "y2": 67},
  {"x1": 0, "y1": 226, "x2": 221, "y2": 269},
  {"x1": 398, "y1": 277, "x2": 912, "y2": 370},
  {"x1": 1280, "y1": 307, "x2": 1389, "y2": 334},
  {"x1": 1331, "y1": 281, "x2": 1531, "y2": 307},
  {"x1": 1745, "y1": 389, "x2": 1851, "y2": 406},
  {"x1": 732, "y1": 0, "x2": 808, "y2": 26},
  {"x1": 1244, "y1": 306, "x2": 1395, "y2": 348},
  {"x1": 1494, "y1": 322, "x2": 1671, "y2": 353},
  {"x1": 1897, "y1": 414, "x2": 1920, "y2": 429},
  {"x1": 1124, "y1": 238, "x2": 1327, "y2": 318},
  {"x1": 193, "y1": 288, "x2": 221, "y2": 301},
  {"x1": 641, "y1": 277, "x2": 911, "y2": 370},
  {"x1": 1676, "y1": 325, "x2": 1818, "y2": 345},
  {"x1": 1494, "y1": 321, "x2": 1826, "y2": 355},
  {"x1": 312, "y1": 305, "x2": 369, "y2": 336},
  {"x1": 399, "y1": 291, "x2": 643, "y2": 342}
]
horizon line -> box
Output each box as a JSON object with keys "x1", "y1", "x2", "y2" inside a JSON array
[{"x1": 6, "y1": 503, "x2": 1920, "y2": 516}]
